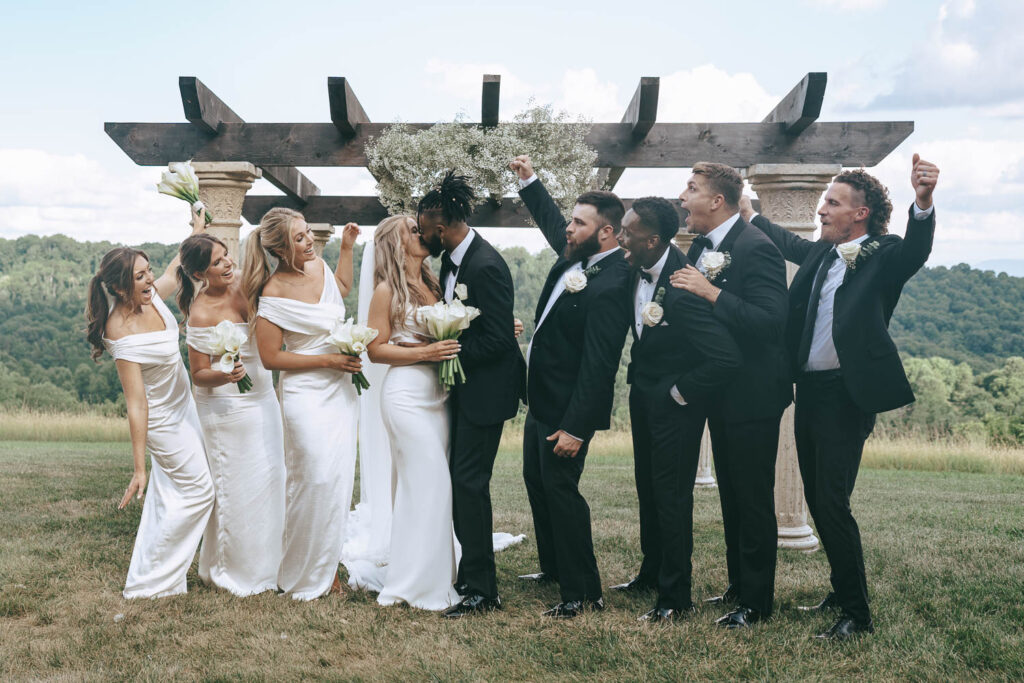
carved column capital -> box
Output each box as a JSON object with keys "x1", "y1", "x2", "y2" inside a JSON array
[
  {"x1": 309, "y1": 224, "x2": 335, "y2": 257},
  {"x1": 744, "y1": 164, "x2": 839, "y2": 241},
  {"x1": 193, "y1": 162, "x2": 261, "y2": 261}
]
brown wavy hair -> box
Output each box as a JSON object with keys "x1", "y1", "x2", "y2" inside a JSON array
[
  {"x1": 85, "y1": 247, "x2": 149, "y2": 360},
  {"x1": 834, "y1": 169, "x2": 893, "y2": 236},
  {"x1": 176, "y1": 233, "x2": 228, "y2": 322}
]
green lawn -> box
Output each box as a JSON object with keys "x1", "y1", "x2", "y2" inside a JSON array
[{"x1": 1, "y1": 440, "x2": 1022, "y2": 680}]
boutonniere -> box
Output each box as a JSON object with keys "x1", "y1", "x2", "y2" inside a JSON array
[
  {"x1": 837, "y1": 241, "x2": 879, "y2": 270},
  {"x1": 454, "y1": 283, "x2": 468, "y2": 301},
  {"x1": 642, "y1": 287, "x2": 666, "y2": 327},
  {"x1": 699, "y1": 251, "x2": 731, "y2": 281},
  {"x1": 564, "y1": 269, "x2": 588, "y2": 293}
]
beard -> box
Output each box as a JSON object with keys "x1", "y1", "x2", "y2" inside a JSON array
[
  {"x1": 422, "y1": 234, "x2": 443, "y2": 258},
  {"x1": 563, "y1": 229, "x2": 601, "y2": 264}
]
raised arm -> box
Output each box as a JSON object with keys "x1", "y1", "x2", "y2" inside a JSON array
[
  {"x1": 254, "y1": 317, "x2": 362, "y2": 374},
  {"x1": 365, "y1": 282, "x2": 460, "y2": 366},
  {"x1": 114, "y1": 359, "x2": 149, "y2": 509},
  {"x1": 332, "y1": 222, "x2": 360, "y2": 298},
  {"x1": 511, "y1": 155, "x2": 569, "y2": 256},
  {"x1": 153, "y1": 207, "x2": 206, "y2": 300},
  {"x1": 883, "y1": 154, "x2": 939, "y2": 287}
]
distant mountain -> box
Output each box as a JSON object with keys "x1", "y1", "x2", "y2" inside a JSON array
[{"x1": 974, "y1": 259, "x2": 1024, "y2": 277}]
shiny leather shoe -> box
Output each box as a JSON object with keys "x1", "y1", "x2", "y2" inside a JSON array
[
  {"x1": 638, "y1": 604, "x2": 694, "y2": 623},
  {"x1": 798, "y1": 592, "x2": 838, "y2": 613},
  {"x1": 441, "y1": 593, "x2": 502, "y2": 619},
  {"x1": 518, "y1": 572, "x2": 554, "y2": 584},
  {"x1": 704, "y1": 584, "x2": 739, "y2": 605},
  {"x1": 541, "y1": 597, "x2": 604, "y2": 619},
  {"x1": 815, "y1": 616, "x2": 874, "y2": 641},
  {"x1": 609, "y1": 576, "x2": 656, "y2": 593},
  {"x1": 715, "y1": 606, "x2": 762, "y2": 629}
]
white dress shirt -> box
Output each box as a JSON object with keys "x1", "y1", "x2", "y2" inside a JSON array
[
  {"x1": 443, "y1": 229, "x2": 476, "y2": 302},
  {"x1": 803, "y1": 202, "x2": 935, "y2": 372},
  {"x1": 695, "y1": 212, "x2": 741, "y2": 271},
  {"x1": 633, "y1": 247, "x2": 669, "y2": 339}
]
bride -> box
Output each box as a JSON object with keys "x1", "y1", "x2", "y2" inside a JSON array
[{"x1": 363, "y1": 215, "x2": 463, "y2": 610}]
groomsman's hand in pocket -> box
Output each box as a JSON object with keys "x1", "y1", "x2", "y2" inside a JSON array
[{"x1": 547, "y1": 430, "x2": 583, "y2": 458}]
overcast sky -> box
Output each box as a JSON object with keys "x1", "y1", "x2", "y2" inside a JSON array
[{"x1": 2, "y1": 0, "x2": 1021, "y2": 267}]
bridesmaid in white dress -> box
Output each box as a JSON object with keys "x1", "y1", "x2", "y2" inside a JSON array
[
  {"x1": 85, "y1": 209, "x2": 214, "y2": 599},
  {"x1": 177, "y1": 233, "x2": 286, "y2": 596},
  {"x1": 365, "y1": 216, "x2": 464, "y2": 611},
  {"x1": 243, "y1": 207, "x2": 363, "y2": 600}
]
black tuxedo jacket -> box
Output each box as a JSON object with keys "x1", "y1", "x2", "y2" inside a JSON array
[
  {"x1": 519, "y1": 179, "x2": 632, "y2": 439},
  {"x1": 686, "y1": 218, "x2": 791, "y2": 422},
  {"x1": 627, "y1": 245, "x2": 743, "y2": 404},
  {"x1": 750, "y1": 206, "x2": 935, "y2": 414},
  {"x1": 442, "y1": 232, "x2": 526, "y2": 425}
]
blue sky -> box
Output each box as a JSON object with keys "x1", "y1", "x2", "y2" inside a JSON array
[{"x1": 2, "y1": 0, "x2": 1022, "y2": 267}]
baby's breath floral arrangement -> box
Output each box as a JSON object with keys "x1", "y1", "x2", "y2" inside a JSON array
[{"x1": 366, "y1": 103, "x2": 597, "y2": 219}]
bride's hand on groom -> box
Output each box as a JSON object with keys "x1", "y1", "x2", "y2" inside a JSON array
[{"x1": 326, "y1": 353, "x2": 363, "y2": 374}]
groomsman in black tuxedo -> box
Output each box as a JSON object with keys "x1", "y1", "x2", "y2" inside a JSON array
[
  {"x1": 667, "y1": 163, "x2": 791, "y2": 628},
  {"x1": 510, "y1": 154, "x2": 631, "y2": 619},
  {"x1": 617, "y1": 197, "x2": 742, "y2": 622},
  {"x1": 416, "y1": 171, "x2": 526, "y2": 619},
  {"x1": 745, "y1": 154, "x2": 940, "y2": 640}
]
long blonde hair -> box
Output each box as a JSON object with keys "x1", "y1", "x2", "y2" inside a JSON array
[
  {"x1": 373, "y1": 215, "x2": 441, "y2": 329},
  {"x1": 241, "y1": 207, "x2": 305, "y2": 317}
]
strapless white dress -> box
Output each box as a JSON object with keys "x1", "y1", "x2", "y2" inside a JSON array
[
  {"x1": 186, "y1": 322, "x2": 285, "y2": 596},
  {"x1": 103, "y1": 296, "x2": 215, "y2": 599},
  {"x1": 257, "y1": 260, "x2": 358, "y2": 600}
]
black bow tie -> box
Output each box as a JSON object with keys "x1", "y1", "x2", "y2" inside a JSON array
[
  {"x1": 692, "y1": 235, "x2": 714, "y2": 251},
  {"x1": 441, "y1": 252, "x2": 456, "y2": 275},
  {"x1": 638, "y1": 269, "x2": 653, "y2": 283}
]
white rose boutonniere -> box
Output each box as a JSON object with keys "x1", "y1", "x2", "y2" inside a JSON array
[
  {"x1": 699, "y1": 251, "x2": 731, "y2": 281},
  {"x1": 564, "y1": 269, "x2": 588, "y2": 293},
  {"x1": 837, "y1": 243, "x2": 861, "y2": 269},
  {"x1": 642, "y1": 287, "x2": 667, "y2": 327},
  {"x1": 454, "y1": 283, "x2": 468, "y2": 301}
]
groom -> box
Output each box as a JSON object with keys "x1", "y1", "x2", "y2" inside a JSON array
[
  {"x1": 511, "y1": 154, "x2": 632, "y2": 618},
  {"x1": 416, "y1": 170, "x2": 526, "y2": 619}
]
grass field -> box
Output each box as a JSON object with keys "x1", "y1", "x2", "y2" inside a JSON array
[{"x1": 1, "y1": 440, "x2": 1023, "y2": 681}]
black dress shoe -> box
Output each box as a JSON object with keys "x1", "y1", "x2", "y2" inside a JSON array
[
  {"x1": 638, "y1": 604, "x2": 695, "y2": 623},
  {"x1": 441, "y1": 593, "x2": 502, "y2": 619},
  {"x1": 541, "y1": 597, "x2": 604, "y2": 619},
  {"x1": 454, "y1": 582, "x2": 469, "y2": 596},
  {"x1": 518, "y1": 572, "x2": 554, "y2": 583},
  {"x1": 798, "y1": 592, "x2": 838, "y2": 612},
  {"x1": 715, "y1": 606, "x2": 762, "y2": 629},
  {"x1": 815, "y1": 615, "x2": 874, "y2": 641},
  {"x1": 609, "y1": 576, "x2": 656, "y2": 593},
  {"x1": 705, "y1": 584, "x2": 739, "y2": 605}
]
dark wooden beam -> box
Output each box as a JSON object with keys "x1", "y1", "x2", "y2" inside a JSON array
[
  {"x1": 243, "y1": 194, "x2": 692, "y2": 228},
  {"x1": 105, "y1": 120, "x2": 914, "y2": 168},
  {"x1": 763, "y1": 72, "x2": 827, "y2": 136},
  {"x1": 178, "y1": 76, "x2": 319, "y2": 203},
  {"x1": 328, "y1": 77, "x2": 370, "y2": 137},
  {"x1": 481, "y1": 74, "x2": 501, "y2": 127},
  {"x1": 600, "y1": 77, "x2": 660, "y2": 190}
]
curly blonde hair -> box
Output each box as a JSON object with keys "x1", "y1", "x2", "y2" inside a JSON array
[{"x1": 373, "y1": 216, "x2": 441, "y2": 329}]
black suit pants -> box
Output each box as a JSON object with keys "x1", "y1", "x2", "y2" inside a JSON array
[
  {"x1": 629, "y1": 386, "x2": 704, "y2": 610},
  {"x1": 450, "y1": 404, "x2": 505, "y2": 600},
  {"x1": 795, "y1": 371, "x2": 875, "y2": 624},
  {"x1": 522, "y1": 411, "x2": 601, "y2": 602},
  {"x1": 708, "y1": 414, "x2": 781, "y2": 616}
]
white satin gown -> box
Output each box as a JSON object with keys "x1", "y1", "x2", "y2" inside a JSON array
[
  {"x1": 103, "y1": 296, "x2": 215, "y2": 599},
  {"x1": 186, "y1": 322, "x2": 285, "y2": 596},
  {"x1": 257, "y1": 260, "x2": 358, "y2": 600},
  {"x1": 375, "y1": 307, "x2": 461, "y2": 610}
]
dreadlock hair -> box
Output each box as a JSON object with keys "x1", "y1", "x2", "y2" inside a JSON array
[{"x1": 417, "y1": 170, "x2": 475, "y2": 224}]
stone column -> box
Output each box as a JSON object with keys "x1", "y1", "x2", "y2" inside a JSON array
[
  {"x1": 310, "y1": 224, "x2": 335, "y2": 257},
  {"x1": 193, "y1": 162, "x2": 262, "y2": 261},
  {"x1": 745, "y1": 163, "x2": 840, "y2": 552}
]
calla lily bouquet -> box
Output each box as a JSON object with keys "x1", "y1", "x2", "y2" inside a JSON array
[
  {"x1": 416, "y1": 299, "x2": 481, "y2": 390},
  {"x1": 157, "y1": 161, "x2": 213, "y2": 223},
  {"x1": 329, "y1": 318, "x2": 379, "y2": 395},
  {"x1": 213, "y1": 320, "x2": 252, "y2": 393}
]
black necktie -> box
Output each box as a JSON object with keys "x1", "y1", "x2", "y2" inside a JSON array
[
  {"x1": 440, "y1": 252, "x2": 456, "y2": 279},
  {"x1": 638, "y1": 269, "x2": 653, "y2": 283},
  {"x1": 797, "y1": 249, "x2": 839, "y2": 368},
  {"x1": 692, "y1": 235, "x2": 713, "y2": 251}
]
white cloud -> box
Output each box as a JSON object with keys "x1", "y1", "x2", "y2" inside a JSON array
[
  {"x1": 554, "y1": 69, "x2": 622, "y2": 121},
  {"x1": 658, "y1": 65, "x2": 778, "y2": 121},
  {"x1": 811, "y1": 0, "x2": 887, "y2": 10},
  {"x1": 423, "y1": 60, "x2": 540, "y2": 118}
]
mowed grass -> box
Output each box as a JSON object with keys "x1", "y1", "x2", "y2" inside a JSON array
[{"x1": 1, "y1": 440, "x2": 1023, "y2": 681}]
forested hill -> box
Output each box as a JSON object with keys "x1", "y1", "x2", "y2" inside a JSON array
[{"x1": 1, "y1": 233, "x2": 1022, "y2": 411}]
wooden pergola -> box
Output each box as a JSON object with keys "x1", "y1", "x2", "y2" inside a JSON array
[
  {"x1": 105, "y1": 73, "x2": 912, "y2": 227},
  {"x1": 105, "y1": 73, "x2": 914, "y2": 552}
]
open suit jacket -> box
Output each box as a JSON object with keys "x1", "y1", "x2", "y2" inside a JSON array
[
  {"x1": 686, "y1": 218, "x2": 791, "y2": 422},
  {"x1": 519, "y1": 179, "x2": 631, "y2": 439},
  {"x1": 750, "y1": 206, "x2": 935, "y2": 414},
  {"x1": 442, "y1": 232, "x2": 526, "y2": 425}
]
